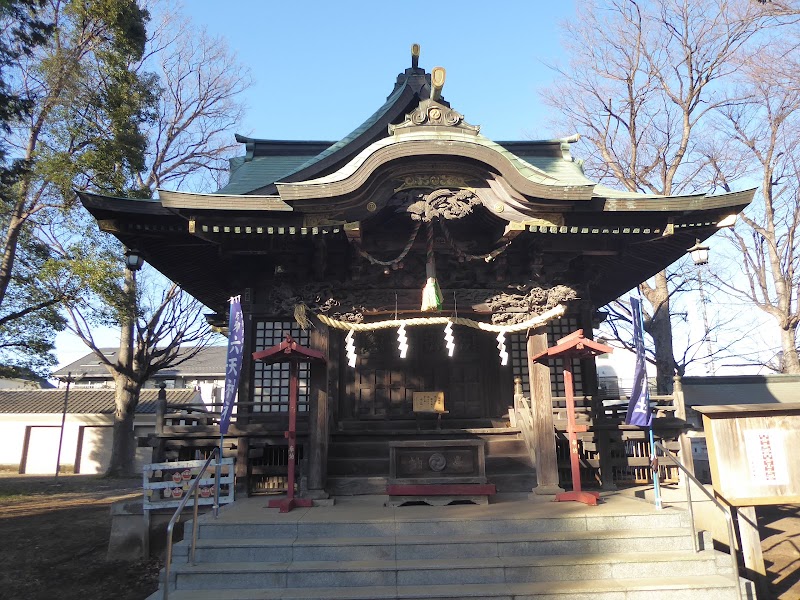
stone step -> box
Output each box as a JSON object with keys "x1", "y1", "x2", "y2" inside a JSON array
[
  {"x1": 331, "y1": 427, "x2": 522, "y2": 439},
  {"x1": 170, "y1": 551, "x2": 722, "y2": 590},
  {"x1": 150, "y1": 494, "x2": 748, "y2": 600},
  {"x1": 485, "y1": 454, "x2": 533, "y2": 472},
  {"x1": 178, "y1": 527, "x2": 695, "y2": 564},
  {"x1": 151, "y1": 574, "x2": 744, "y2": 599},
  {"x1": 490, "y1": 472, "x2": 538, "y2": 492},
  {"x1": 326, "y1": 452, "x2": 531, "y2": 477},
  {"x1": 325, "y1": 473, "x2": 536, "y2": 495},
  {"x1": 328, "y1": 436, "x2": 527, "y2": 458},
  {"x1": 327, "y1": 457, "x2": 390, "y2": 476},
  {"x1": 336, "y1": 419, "x2": 506, "y2": 432},
  {"x1": 197, "y1": 509, "x2": 689, "y2": 540},
  {"x1": 327, "y1": 476, "x2": 389, "y2": 496}
]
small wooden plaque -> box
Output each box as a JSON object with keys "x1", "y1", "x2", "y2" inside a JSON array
[{"x1": 413, "y1": 391, "x2": 445, "y2": 413}]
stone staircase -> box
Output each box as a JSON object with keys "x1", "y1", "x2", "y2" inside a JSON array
[
  {"x1": 326, "y1": 422, "x2": 537, "y2": 495},
  {"x1": 148, "y1": 495, "x2": 751, "y2": 599}
]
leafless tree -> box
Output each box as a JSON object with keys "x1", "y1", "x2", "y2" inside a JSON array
[
  {"x1": 134, "y1": 4, "x2": 251, "y2": 193},
  {"x1": 708, "y1": 36, "x2": 800, "y2": 373},
  {"x1": 602, "y1": 266, "x2": 765, "y2": 376},
  {"x1": 64, "y1": 270, "x2": 215, "y2": 475},
  {"x1": 543, "y1": 0, "x2": 799, "y2": 391}
]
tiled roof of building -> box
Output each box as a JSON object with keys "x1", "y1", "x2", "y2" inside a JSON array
[
  {"x1": 0, "y1": 388, "x2": 202, "y2": 415},
  {"x1": 216, "y1": 139, "x2": 334, "y2": 195},
  {"x1": 53, "y1": 346, "x2": 226, "y2": 379}
]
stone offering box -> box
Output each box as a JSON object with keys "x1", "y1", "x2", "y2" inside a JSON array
[{"x1": 387, "y1": 440, "x2": 495, "y2": 506}]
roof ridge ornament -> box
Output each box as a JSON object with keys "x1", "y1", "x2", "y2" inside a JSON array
[
  {"x1": 389, "y1": 65, "x2": 479, "y2": 135},
  {"x1": 431, "y1": 66, "x2": 445, "y2": 101},
  {"x1": 559, "y1": 133, "x2": 581, "y2": 162},
  {"x1": 389, "y1": 100, "x2": 480, "y2": 135}
]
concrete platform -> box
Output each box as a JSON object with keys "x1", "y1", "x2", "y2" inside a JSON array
[{"x1": 204, "y1": 490, "x2": 681, "y2": 528}]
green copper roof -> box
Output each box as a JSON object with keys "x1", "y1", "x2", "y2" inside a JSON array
[
  {"x1": 283, "y1": 83, "x2": 409, "y2": 179},
  {"x1": 217, "y1": 154, "x2": 320, "y2": 195},
  {"x1": 511, "y1": 154, "x2": 595, "y2": 187}
]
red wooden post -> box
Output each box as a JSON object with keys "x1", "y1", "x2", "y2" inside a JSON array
[
  {"x1": 273, "y1": 358, "x2": 310, "y2": 512},
  {"x1": 556, "y1": 359, "x2": 599, "y2": 505},
  {"x1": 253, "y1": 335, "x2": 325, "y2": 513}
]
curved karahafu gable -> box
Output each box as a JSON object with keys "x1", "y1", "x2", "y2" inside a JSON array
[
  {"x1": 274, "y1": 97, "x2": 596, "y2": 213},
  {"x1": 271, "y1": 93, "x2": 751, "y2": 233}
]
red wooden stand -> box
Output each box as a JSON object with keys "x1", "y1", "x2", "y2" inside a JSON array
[
  {"x1": 253, "y1": 335, "x2": 326, "y2": 513},
  {"x1": 531, "y1": 330, "x2": 612, "y2": 506}
]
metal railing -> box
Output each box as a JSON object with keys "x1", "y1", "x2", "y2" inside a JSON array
[
  {"x1": 162, "y1": 447, "x2": 221, "y2": 600},
  {"x1": 653, "y1": 441, "x2": 742, "y2": 600}
]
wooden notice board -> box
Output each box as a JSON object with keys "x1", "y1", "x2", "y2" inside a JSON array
[
  {"x1": 413, "y1": 391, "x2": 445, "y2": 413},
  {"x1": 696, "y1": 403, "x2": 800, "y2": 506}
]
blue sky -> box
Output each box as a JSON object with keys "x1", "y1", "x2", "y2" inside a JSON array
[
  {"x1": 55, "y1": 0, "x2": 579, "y2": 368},
  {"x1": 182, "y1": 0, "x2": 578, "y2": 142}
]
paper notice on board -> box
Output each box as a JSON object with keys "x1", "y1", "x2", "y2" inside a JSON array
[{"x1": 744, "y1": 429, "x2": 789, "y2": 486}]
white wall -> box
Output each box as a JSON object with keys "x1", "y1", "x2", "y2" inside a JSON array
[
  {"x1": 595, "y1": 346, "x2": 657, "y2": 396},
  {"x1": 0, "y1": 413, "x2": 155, "y2": 474}
]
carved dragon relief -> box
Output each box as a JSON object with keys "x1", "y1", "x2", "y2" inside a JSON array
[
  {"x1": 388, "y1": 188, "x2": 483, "y2": 222},
  {"x1": 484, "y1": 285, "x2": 579, "y2": 326},
  {"x1": 263, "y1": 281, "x2": 580, "y2": 325}
]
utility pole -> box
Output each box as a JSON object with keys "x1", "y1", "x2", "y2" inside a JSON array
[{"x1": 55, "y1": 372, "x2": 81, "y2": 479}]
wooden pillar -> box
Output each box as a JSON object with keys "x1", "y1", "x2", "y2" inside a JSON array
[
  {"x1": 328, "y1": 329, "x2": 341, "y2": 428},
  {"x1": 735, "y1": 505, "x2": 769, "y2": 600},
  {"x1": 579, "y1": 304, "x2": 600, "y2": 419},
  {"x1": 526, "y1": 326, "x2": 564, "y2": 495},
  {"x1": 672, "y1": 375, "x2": 695, "y2": 482},
  {"x1": 307, "y1": 319, "x2": 331, "y2": 498},
  {"x1": 597, "y1": 426, "x2": 617, "y2": 490}
]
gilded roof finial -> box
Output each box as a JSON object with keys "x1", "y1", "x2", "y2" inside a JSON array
[
  {"x1": 411, "y1": 43, "x2": 420, "y2": 69},
  {"x1": 431, "y1": 67, "x2": 445, "y2": 101}
]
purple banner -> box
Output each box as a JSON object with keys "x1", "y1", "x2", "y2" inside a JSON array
[
  {"x1": 219, "y1": 295, "x2": 244, "y2": 436},
  {"x1": 625, "y1": 297, "x2": 653, "y2": 428}
]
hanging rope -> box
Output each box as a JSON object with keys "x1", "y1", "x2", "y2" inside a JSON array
[
  {"x1": 420, "y1": 221, "x2": 443, "y2": 311},
  {"x1": 298, "y1": 303, "x2": 566, "y2": 334},
  {"x1": 354, "y1": 221, "x2": 421, "y2": 267},
  {"x1": 439, "y1": 220, "x2": 513, "y2": 262}
]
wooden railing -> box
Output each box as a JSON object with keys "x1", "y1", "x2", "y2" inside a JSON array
[
  {"x1": 512, "y1": 376, "x2": 694, "y2": 488},
  {"x1": 148, "y1": 395, "x2": 306, "y2": 495},
  {"x1": 513, "y1": 389, "x2": 537, "y2": 467}
]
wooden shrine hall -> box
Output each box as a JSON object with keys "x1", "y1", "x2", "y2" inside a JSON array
[{"x1": 79, "y1": 46, "x2": 753, "y2": 499}]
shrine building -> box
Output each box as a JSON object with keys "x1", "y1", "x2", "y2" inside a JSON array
[{"x1": 79, "y1": 47, "x2": 753, "y2": 498}]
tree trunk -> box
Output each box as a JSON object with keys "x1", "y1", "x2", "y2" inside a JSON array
[
  {"x1": 780, "y1": 328, "x2": 800, "y2": 374},
  {"x1": 0, "y1": 200, "x2": 28, "y2": 308},
  {"x1": 649, "y1": 303, "x2": 676, "y2": 394},
  {"x1": 106, "y1": 267, "x2": 140, "y2": 477},
  {"x1": 107, "y1": 372, "x2": 140, "y2": 476},
  {"x1": 641, "y1": 272, "x2": 676, "y2": 395}
]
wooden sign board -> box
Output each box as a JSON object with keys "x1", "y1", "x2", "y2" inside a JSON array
[
  {"x1": 142, "y1": 457, "x2": 235, "y2": 510},
  {"x1": 696, "y1": 403, "x2": 800, "y2": 506},
  {"x1": 413, "y1": 391, "x2": 445, "y2": 413}
]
